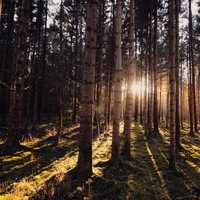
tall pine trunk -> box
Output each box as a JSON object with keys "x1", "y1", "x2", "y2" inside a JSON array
[
  {"x1": 168, "y1": 0, "x2": 176, "y2": 170},
  {"x1": 188, "y1": 0, "x2": 198, "y2": 134},
  {"x1": 0, "y1": 0, "x2": 2, "y2": 16},
  {"x1": 77, "y1": 0, "x2": 97, "y2": 178},
  {"x1": 112, "y1": 0, "x2": 123, "y2": 161},
  {"x1": 153, "y1": 0, "x2": 159, "y2": 135},
  {"x1": 123, "y1": 0, "x2": 135, "y2": 159},
  {"x1": 175, "y1": 0, "x2": 181, "y2": 149},
  {"x1": 6, "y1": 0, "x2": 30, "y2": 147}
]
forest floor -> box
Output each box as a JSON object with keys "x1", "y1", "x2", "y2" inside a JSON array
[{"x1": 0, "y1": 123, "x2": 200, "y2": 200}]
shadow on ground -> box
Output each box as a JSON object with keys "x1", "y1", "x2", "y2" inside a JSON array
[
  {"x1": 0, "y1": 126, "x2": 79, "y2": 191},
  {"x1": 1, "y1": 124, "x2": 200, "y2": 200},
  {"x1": 30, "y1": 125, "x2": 200, "y2": 200}
]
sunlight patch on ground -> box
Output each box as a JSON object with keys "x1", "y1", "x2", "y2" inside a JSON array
[
  {"x1": 185, "y1": 160, "x2": 200, "y2": 174},
  {"x1": 0, "y1": 151, "x2": 31, "y2": 163},
  {"x1": 159, "y1": 127, "x2": 200, "y2": 193},
  {"x1": 1, "y1": 160, "x2": 35, "y2": 177},
  {"x1": 93, "y1": 130, "x2": 112, "y2": 176},
  {"x1": 1, "y1": 124, "x2": 200, "y2": 200},
  {"x1": 0, "y1": 125, "x2": 110, "y2": 200},
  {"x1": 0, "y1": 151, "x2": 78, "y2": 200}
]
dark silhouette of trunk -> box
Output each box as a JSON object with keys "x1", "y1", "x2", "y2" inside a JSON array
[
  {"x1": 159, "y1": 74, "x2": 163, "y2": 123},
  {"x1": 175, "y1": 0, "x2": 181, "y2": 149},
  {"x1": 198, "y1": 70, "x2": 200, "y2": 125},
  {"x1": 6, "y1": 0, "x2": 30, "y2": 147},
  {"x1": 188, "y1": 0, "x2": 198, "y2": 134},
  {"x1": 146, "y1": 9, "x2": 153, "y2": 137},
  {"x1": 0, "y1": 0, "x2": 15, "y2": 125},
  {"x1": 37, "y1": 0, "x2": 48, "y2": 122},
  {"x1": 123, "y1": 0, "x2": 135, "y2": 159},
  {"x1": 57, "y1": 87, "x2": 63, "y2": 142},
  {"x1": 168, "y1": 0, "x2": 176, "y2": 170},
  {"x1": 106, "y1": 71, "x2": 112, "y2": 127},
  {"x1": 134, "y1": 66, "x2": 139, "y2": 122},
  {"x1": 144, "y1": 50, "x2": 148, "y2": 132},
  {"x1": 27, "y1": 0, "x2": 47, "y2": 129},
  {"x1": 139, "y1": 56, "x2": 143, "y2": 124},
  {"x1": 180, "y1": 61, "x2": 184, "y2": 128},
  {"x1": 188, "y1": 56, "x2": 194, "y2": 135},
  {"x1": 166, "y1": 87, "x2": 169, "y2": 129},
  {"x1": 57, "y1": 0, "x2": 64, "y2": 139},
  {"x1": 153, "y1": 0, "x2": 159, "y2": 135},
  {"x1": 72, "y1": 0, "x2": 82, "y2": 124}
]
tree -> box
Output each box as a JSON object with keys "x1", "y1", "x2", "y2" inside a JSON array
[
  {"x1": 111, "y1": 0, "x2": 123, "y2": 162},
  {"x1": 77, "y1": 0, "x2": 98, "y2": 178},
  {"x1": 188, "y1": 0, "x2": 198, "y2": 135},
  {"x1": 123, "y1": 0, "x2": 135, "y2": 159},
  {"x1": 153, "y1": 0, "x2": 159, "y2": 135},
  {"x1": 0, "y1": 0, "x2": 16, "y2": 125},
  {"x1": 0, "y1": 0, "x2": 2, "y2": 16},
  {"x1": 30, "y1": 0, "x2": 47, "y2": 127},
  {"x1": 175, "y1": 0, "x2": 181, "y2": 149},
  {"x1": 6, "y1": 0, "x2": 31, "y2": 147},
  {"x1": 168, "y1": 0, "x2": 176, "y2": 170},
  {"x1": 145, "y1": 0, "x2": 154, "y2": 137}
]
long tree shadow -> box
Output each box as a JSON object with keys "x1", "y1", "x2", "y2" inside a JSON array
[
  {"x1": 29, "y1": 130, "x2": 111, "y2": 200},
  {"x1": 30, "y1": 159, "x2": 134, "y2": 200},
  {"x1": 30, "y1": 125, "x2": 168, "y2": 200},
  {"x1": 147, "y1": 130, "x2": 200, "y2": 200},
  {"x1": 90, "y1": 126, "x2": 200, "y2": 200},
  {"x1": 0, "y1": 128, "x2": 80, "y2": 193},
  {"x1": 179, "y1": 147, "x2": 200, "y2": 167},
  {"x1": 126, "y1": 126, "x2": 171, "y2": 200},
  {"x1": 31, "y1": 126, "x2": 80, "y2": 149},
  {"x1": 0, "y1": 125, "x2": 108, "y2": 197},
  {"x1": 16, "y1": 125, "x2": 200, "y2": 200}
]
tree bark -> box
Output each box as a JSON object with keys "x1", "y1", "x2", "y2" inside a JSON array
[
  {"x1": 175, "y1": 0, "x2": 181, "y2": 149},
  {"x1": 0, "y1": 0, "x2": 2, "y2": 16},
  {"x1": 6, "y1": 0, "x2": 30, "y2": 147},
  {"x1": 112, "y1": 0, "x2": 123, "y2": 162},
  {"x1": 188, "y1": 0, "x2": 198, "y2": 134},
  {"x1": 77, "y1": 0, "x2": 97, "y2": 179},
  {"x1": 168, "y1": 0, "x2": 176, "y2": 170},
  {"x1": 123, "y1": 0, "x2": 135, "y2": 159},
  {"x1": 153, "y1": 0, "x2": 159, "y2": 135}
]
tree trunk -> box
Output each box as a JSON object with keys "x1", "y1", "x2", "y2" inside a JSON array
[
  {"x1": 0, "y1": 0, "x2": 2, "y2": 16},
  {"x1": 123, "y1": 0, "x2": 135, "y2": 159},
  {"x1": 146, "y1": 10, "x2": 153, "y2": 137},
  {"x1": 168, "y1": 0, "x2": 176, "y2": 170},
  {"x1": 6, "y1": 0, "x2": 30, "y2": 147},
  {"x1": 37, "y1": 0, "x2": 48, "y2": 122},
  {"x1": 188, "y1": 0, "x2": 198, "y2": 134},
  {"x1": 112, "y1": 0, "x2": 123, "y2": 162},
  {"x1": 0, "y1": 0, "x2": 15, "y2": 125},
  {"x1": 77, "y1": 0, "x2": 97, "y2": 179},
  {"x1": 166, "y1": 88, "x2": 169, "y2": 129},
  {"x1": 175, "y1": 0, "x2": 181, "y2": 149},
  {"x1": 153, "y1": 0, "x2": 159, "y2": 135}
]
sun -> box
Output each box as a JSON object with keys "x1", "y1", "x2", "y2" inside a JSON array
[
  {"x1": 121, "y1": 80, "x2": 146, "y2": 96},
  {"x1": 131, "y1": 80, "x2": 146, "y2": 95}
]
